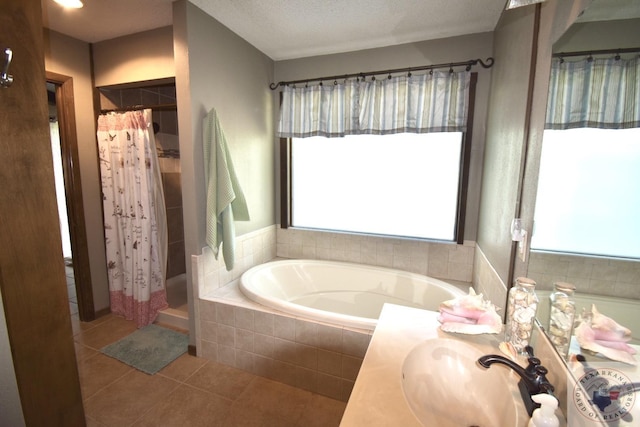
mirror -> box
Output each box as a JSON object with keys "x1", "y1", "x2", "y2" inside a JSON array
[{"x1": 522, "y1": 1, "x2": 640, "y2": 356}]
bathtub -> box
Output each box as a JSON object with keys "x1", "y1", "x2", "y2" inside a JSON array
[{"x1": 239, "y1": 259, "x2": 466, "y2": 330}]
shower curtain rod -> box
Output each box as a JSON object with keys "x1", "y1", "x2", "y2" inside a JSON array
[
  {"x1": 268, "y1": 57, "x2": 495, "y2": 90},
  {"x1": 553, "y1": 47, "x2": 640, "y2": 59},
  {"x1": 100, "y1": 103, "x2": 177, "y2": 114}
]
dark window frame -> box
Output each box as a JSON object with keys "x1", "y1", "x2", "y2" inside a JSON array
[{"x1": 280, "y1": 73, "x2": 478, "y2": 245}]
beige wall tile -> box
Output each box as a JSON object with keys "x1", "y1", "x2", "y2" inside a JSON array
[
  {"x1": 274, "y1": 315, "x2": 296, "y2": 341},
  {"x1": 254, "y1": 311, "x2": 274, "y2": 336},
  {"x1": 318, "y1": 349, "x2": 342, "y2": 377},
  {"x1": 253, "y1": 333, "x2": 275, "y2": 358}
]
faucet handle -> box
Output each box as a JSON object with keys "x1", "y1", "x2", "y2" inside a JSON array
[
  {"x1": 525, "y1": 345, "x2": 535, "y2": 357},
  {"x1": 525, "y1": 357, "x2": 541, "y2": 377},
  {"x1": 532, "y1": 365, "x2": 555, "y2": 393}
]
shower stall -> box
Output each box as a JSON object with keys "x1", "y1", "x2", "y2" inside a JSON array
[{"x1": 98, "y1": 81, "x2": 187, "y2": 327}]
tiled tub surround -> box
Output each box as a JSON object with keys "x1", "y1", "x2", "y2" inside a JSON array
[
  {"x1": 198, "y1": 285, "x2": 371, "y2": 402},
  {"x1": 528, "y1": 251, "x2": 640, "y2": 299},
  {"x1": 276, "y1": 227, "x2": 476, "y2": 283},
  {"x1": 196, "y1": 225, "x2": 475, "y2": 301},
  {"x1": 473, "y1": 245, "x2": 509, "y2": 313},
  {"x1": 194, "y1": 225, "x2": 278, "y2": 299}
]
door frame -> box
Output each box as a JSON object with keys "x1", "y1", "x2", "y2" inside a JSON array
[{"x1": 47, "y1": 71, "x2": 95, "y2": 321}]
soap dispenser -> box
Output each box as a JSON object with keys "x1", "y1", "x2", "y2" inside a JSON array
[{"x1": 527, "y1": 393, "x2": 559, "y2": 427}]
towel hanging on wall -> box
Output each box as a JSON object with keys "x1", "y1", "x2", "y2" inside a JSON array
[{"x1": 203, "y1": 108, "x2": 250, "y2": 271}]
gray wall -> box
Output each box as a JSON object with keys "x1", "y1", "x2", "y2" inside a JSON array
[
  {"x1": 477, "y1": 0, "x2": 588, "y2": 294},
  {"x1": 517, "y1": 3, "x2": 636, "y2": 286},
  {"x1": 516, "y1": 0, "x2": 594, "y2": 280},
  {"x1": 476, "y1": 6, "x2": 538, "y2": 287},
  {"x1": 173, "y1": 0, "x2": 276, "y2": 340},
  {"x1": 92, "y1": 26, "x2": 175, "y2": 87},
  {"x1": 555, "y1": 18, "x2": 640, "y2": 52},
  {"x1": 273, "y1": 32, "x2": 495, "y2": 242},
  {"x1": 43, "y1": 30, "x2": 110, "y2": 313}
]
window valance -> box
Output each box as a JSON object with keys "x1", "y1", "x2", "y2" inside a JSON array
[
  {"x1": 277, "y1": 71, "x2": 471, "y2": 138},
  {"x1": 545, "y1": 56, "x2": 640, "y2": 130}
]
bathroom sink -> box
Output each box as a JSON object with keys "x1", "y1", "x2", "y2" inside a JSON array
[{"x1": 401, "y1": 338, "x2": 524, "y2": 427}]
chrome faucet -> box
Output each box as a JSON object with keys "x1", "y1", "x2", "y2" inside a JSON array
[{"x1": 477, "y1": 353, "x2": 555, "y2": 416}]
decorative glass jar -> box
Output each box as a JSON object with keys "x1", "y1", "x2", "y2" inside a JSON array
[
  {"x1": 505, "y1": 277, "x2": 539, "y2": 355},
  {"x1": 548, "y1": 282, "x2": 576, "y2": 358}
]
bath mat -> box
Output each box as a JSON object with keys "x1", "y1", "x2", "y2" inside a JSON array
[{"x1": 100, "y1": 324, "x2": 188, "y2": 375}]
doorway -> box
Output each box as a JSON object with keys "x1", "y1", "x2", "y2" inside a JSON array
[{"x1": 46, "y1": 72, "x2": 95, "y2": 321}]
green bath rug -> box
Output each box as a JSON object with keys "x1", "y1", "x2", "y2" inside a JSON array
[{"x1": 100, "y1": 324, "x2": 188, "y2": 375}]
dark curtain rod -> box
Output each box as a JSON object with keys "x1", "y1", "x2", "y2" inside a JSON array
[
  {"x1": 553, "y1": 47, "x2": 640, "y2": 59},
  {"x1": 100, "y1": 103, "x2": 177, "y2": 114},
  {"x1": 269, "y1": 57, "x2": 495, "y2": 90}
]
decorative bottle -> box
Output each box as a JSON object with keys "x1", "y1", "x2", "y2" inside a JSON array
[
  {"x1": 505, "y1": 277, "x2": 539, "y2": 355},
  {"x1": 548, "y1": 282, "x2": 576, "y2": 358}
]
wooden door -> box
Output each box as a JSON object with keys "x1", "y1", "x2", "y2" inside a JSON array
[{"x1": 0, "y1": 0, "x2": 85, "y2": 424}]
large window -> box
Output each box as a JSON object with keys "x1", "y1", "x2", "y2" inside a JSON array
[
  {"x1": 531, "y1": 128, "x2": 640, "y2": 259},
  {"x1": 288, "y1": 132, "x2": 466, "y2": 241}
]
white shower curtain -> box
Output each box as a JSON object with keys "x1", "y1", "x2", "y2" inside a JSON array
[{"x1": 97, "y1": 109, "x2": 168, "y2": 327}]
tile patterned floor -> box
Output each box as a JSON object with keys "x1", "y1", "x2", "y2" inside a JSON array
[{"x1": 67, "y1": 268, "x2": 346, "y2": 426}]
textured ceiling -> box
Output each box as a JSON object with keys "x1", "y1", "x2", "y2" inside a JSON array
[
  {"x1": 577, "y1": 0, "x2": 640, "y2": 22},
  {"x1": 188, "y1": 0, "x2": 506, "y2": 60},
  {"x1": 43, "y1": 0, "x2": 505, "y2": 60},
  {"x1": 42, "y1": 0, "x2": 175, "y2": 43},
  {"x1": 42, "y1": 0, "x2": 640, "y2": 61}
]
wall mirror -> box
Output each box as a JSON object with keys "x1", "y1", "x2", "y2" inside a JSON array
[{"x1": 523, "y1": 0, "x2": 640, "y2": 359}]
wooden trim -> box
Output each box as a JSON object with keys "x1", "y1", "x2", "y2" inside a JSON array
[
  {"x1": 279, "y1": 138, "x2": 290, "y2": 228},
  {"x1": 454, "y1": 72, "x2": 478, "y2": 245},
  {"x1": 188, "y1": 344, "x2": 197, "y2": 356},
  {"x1": 94, "y1": 306, "x2": 112, "y2": 319},
  {"x1": 46, "y1": 71, "x2": 96, "y2": 321},
  {"x1": 278, "y1": 90, "x2": 290, "y2": 229},
  {"x1": 508, "y1": 3, "x2": 542, "y2": 293},
  {"x1": 100, "y1": 103, "x2": 177, "y2": 113}
]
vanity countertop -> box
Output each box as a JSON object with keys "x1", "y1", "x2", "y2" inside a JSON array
[{"x1": 340, "y1": 303, "x2": 531, "y2": 427}]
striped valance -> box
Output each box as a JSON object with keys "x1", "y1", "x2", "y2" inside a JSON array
[
  {"x1": 545, "y1": 56, "x2": 640, "y2": 130},
  {"x1": 277, "y1": 71, "x2": 471, "y2": 138}
]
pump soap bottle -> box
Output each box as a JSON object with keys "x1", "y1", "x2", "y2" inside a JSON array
[{"x1": 527, "y1": 393, "x2": 559, "y2": 427}]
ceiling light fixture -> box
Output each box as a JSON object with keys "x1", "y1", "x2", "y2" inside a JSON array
[{"x1": 53, "y1": 0, "x2": 84, "y2": 9}]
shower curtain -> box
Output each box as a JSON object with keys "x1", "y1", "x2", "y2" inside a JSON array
[{"x1": 97, "y1": 109, "x2": 168, "y2": 327}]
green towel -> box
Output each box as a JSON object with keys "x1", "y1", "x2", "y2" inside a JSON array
[{"x1": 203, "y1": 108, "x2": 250, "y2": 270}]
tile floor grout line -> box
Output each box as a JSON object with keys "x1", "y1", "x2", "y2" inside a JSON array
[
  {"x1": 123, "y1": 376, "x2": 185, "y2": 427},
  {"x1": 79, "y1": 353, "x2": 135, "y2": 402},
  {"x1": 156, "y1": 357, "x2": 207, "y2": 385}
]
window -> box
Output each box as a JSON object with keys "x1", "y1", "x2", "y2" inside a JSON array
[
  {"x1": 531, "y1": 128, "x2": 640, "y2": 259},
  {"x1": 287, "y1": 132, "x2": 467, "y2": 242}
]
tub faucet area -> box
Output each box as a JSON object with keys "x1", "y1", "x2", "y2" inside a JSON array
[{"x1": 477, "y1": 353, "x2": 556, "y2": 417}]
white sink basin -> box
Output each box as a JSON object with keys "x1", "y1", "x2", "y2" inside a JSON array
[{"x1": 401, "y1": 338, "x2": 523, "y2": 426}]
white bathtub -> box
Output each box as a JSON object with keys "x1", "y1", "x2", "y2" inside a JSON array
[{"x1": 239, "y1": 259, "x2": 466, "y2": 330}]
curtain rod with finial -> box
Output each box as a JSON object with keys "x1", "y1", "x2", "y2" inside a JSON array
[
  {"x1": 268, "y1": 57, "x2": 495, "y2": 90},
  {"x1": 100, "y1": 103, "x2": 177, "y2": 114},
  {"x1": 553, "y1": 47, "x2": 640, "y2": 60}
]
